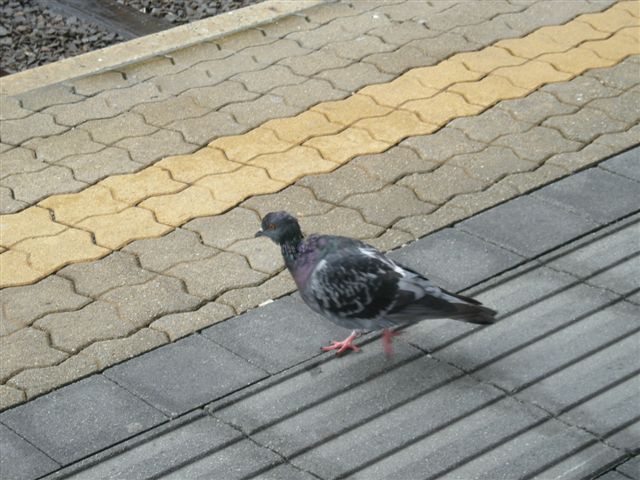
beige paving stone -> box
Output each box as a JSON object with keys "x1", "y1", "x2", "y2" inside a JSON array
[
  {"x1": 537, "y1": 20, "x2": 610, "y2": 50},
  {"x1": 1, "y1": 112, "x2": 67, "y2": 145},
  {"x1": 250, "y1": 145, "x2": 337, "y2": 182},
  {"x1": 576, "y1": 3, "x2": 637, "y2": 32},
  {"x1": 2, "y1": 165, "x2": 88, "y2": 205},
  {"x1": 44, "y1": 96, "x2": 120, "y2": 127},
  {"x1": 0, "y1": 206, "x2": 65, "y2": 248},
  {"x1": 210, "y1": 127, "x2": 292, "y2": 163},
  {"x1": 79, "y1": 112, "x2": 158, "y2": 144},
  {"x1": 17, "y1": 84, "x2": 84, "y2": 112},
  {"x1": 279, "y1": 48, "x2": 353, "y2": 77},
  {"x1": 496, "y1": 90, "x2": 578, "y2": 124},
  {"x1": 185, "y1": 206, "x2": 260, "y2": 249},
  {"x1": 77, "y1": 207, "x2": 173, "y2": 250},
  {"x1": 303, "y1": 127, "x2": 390, "y2": 164},
  {"x1": 286, "y1": 22, "x2": 356, "y2": 50},
  {"x1": 14, "y1": 228, "x2": 109, "y2": 275},
  {"x1": 23, "y1": 129, "x2": 104, "y2": 163},
  {"x1": 40, "y1": 185, "x2": 128, "y2": 225},
  {"x1": 398, "y1": 165, "x2": 487, "y2": 205},
  {"x1": 542, "y1": 107, "x2": 627, "y2": 143},
  {"x1": 69, "y1": 71, "x2": 129, "y2": 95},
  {"x1": 495, "y1": 30, "x2": 566, "y2": 59},
  {"x1": 449, "y1": 108, "x2": 532, "y2": 144},
  {"x1": 242, "y1": 185, "x2": 333, "y2": 218},
  {"x1": 330, "y1": 10, "x2": 392, "y2": 35},
  {"x1": 449, "y1": 181, "x2": 520, "y2": 216},
  {"x1": 153, "y1": 66, "x2": 215, "y2": 96},
  {"x1": 581, "y1": 29, "x2": 640, "y2": 61},
  {"x1": 0, "y1": 275, "x2": 90, "y2": 335},
  {"x1": 196, "y1": 166, "x2": 285, "y2": 203},
  {"x1": 494, "y1": 126, "x2": 583, "y2": 163},
  {"x1": 0, "y1": 385, "x2": 25, "y2": 411},
  {"x1": 271, "y1": 78, "x2": 349, "y2": 109},
  {"x1": 215, "y1": 28, "x2": 274, "y2": 51},
  {"x1": 449, "y1": 75, "x2": 530, "y2": 107},
  {"x1": 342, "y1": 184, "x2": 436, "y2": 226},
  {"x1": 299, "y1": 207, "x2": 385, "y2": 240},
  {"x1": 59, "y1": 251, "x2": 153, "y2": 297},
  {"x1": 449, "y1": 146, "x2": 537, "y2": 183},
  {"x1": 242, "y1": 38, "x2": 311, "y2": 65},
  {"x1": 133, "y1": 95, "x2": 210, "y2": 127},
  {"x1": 150, "y1": 302, "x2": 234, "y2": 341},
  {"x1": 363, "y1": 45, "x2": 435, "y2": 76},
  {"x1": 402, "y1": 92, "x2": 484, "y2": 125},
  {"x1": 392, "y1": 204, "x2": 470, "y2": 238},
  {"x1": 115, "y1": 129, "x2": 199, "y2": 166},
  {"x1": 614, "y1": 0, "x2": 639, "y2": 17},
  {"x1": 0, "y1": 188, "x2": 30, "y2": 214},
  {"x1": 502, "y1": 163, "x2": 569, "y2": 194},
  {"x1": 316, "y1": 62, "x2": 394, "y2": 93},
  {"x1": 215, "y1": 269, "x2": 295, "y2": 314},
  {"x1": 260, "y1": 13, "x2": 320, "y2": 38},
  {"x1": 166, "y1": 251, "x2": 266, "y2": 299},
  {"x1": 451, "y1": 46, "x2": 527, "y2": 74},
  {"x1": 263, "y1": 110, "x2": 343, "y2": 144},
  {"x1": 311, "y1": 94, "x2": 392, "y2": 126},
  {"x1": 156, "y1": 148, "x2": 240, "y2": 184},
  {"x1": 227, "y1": 237, "x2": 284, "y2": 274},
  {"x1": 99, "y1": 81, "x2": 167, "y2": 112},
  {"x1": 183, "y1": 81, "x2": 260, "y2": 110},
  {"x1": 369, "y1": 20, "x2": 441, "y2": 46},
  {"x1": 359, "y1": 75, "x2": 439, "y2": 108},
  {"x1": 401, "y1": 128, "x2": 486, "y2": 164},
  {"x1": 58, "y1": 147, "x2": 141, "y2": 184},
  {"x1": 200, "y1": 52, "x2": 267, "y2": 86},
  {"x1": 101, "y1": 275, "x2": 201, "y2": 328},
  {"x1": 220, "y1": 93, "x2": 301, "y2": 127},
  {"x1": 124, "y1": 228, "x2": 217, "y2": 272},
  {"x1": 491, "y1": 60, "x2": 572, "y2": 90},
  {"x1": 139, "y1": 185, "x2": 231, "y2": 227},
  {"x1": 0, "y1": 95, "x2": 31, "y2": 121},
  {"x1": 352, "y1": 146, "x2": 438, "y2": 183},
  {"x1": 298, "y1": 163, "x2": 384, "y2": 203},
  {"x1": 8, "y1": 354, "x2": 97, "y2": 400},
  {"x1": 0, "y1": 250, "x2": 44, "y2": 288},
  {"x1": 354, "y1": 109, "x2": 437, "y2": 144},
  {"x1": 538, "y1": 47, "x2": 616, "y2": 75},
  {"x1": 167, "y1": 110, "x2": 247, "y2": 146},
  {"x1": 100, "y1": 165, "x2": 186, "y2": 204},
  {"x1": 118, "y1": 56, "x2": 177, "y2": 82},
  {"x1": 0, "y1": 328, "x2": 68, "y2": 382},
  {"x1": 81, "y1": 328, "x2": 168, "y2": 369},
  {"x1": 0, "y1": 147, "x2": 46, "y2": 179},
  {"x1": 166, "y1": 42, "x2": 232, "y2": 68},
  {"x1": 232, "y1": 64, "x2": 307, "y2": 94}
]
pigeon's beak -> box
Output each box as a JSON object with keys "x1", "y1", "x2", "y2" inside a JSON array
[{"x1": 255, "y1": 230, "x2": 264, "y2": 238}]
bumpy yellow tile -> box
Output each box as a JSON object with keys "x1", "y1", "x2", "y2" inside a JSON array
[
  {"x1": 577, "y1": 4, "x2": 637, "y2": 32},
  {"x1": 0, "y1": 250, "x2": 44, "y2": 288},
  {"x1": 536, "y1": 21, "x2": 610, "y2": 51},
  {"x1": 156, "y1": 148, "x2": 241, "y2": 184},
  {"x1": 538, "y1": 47, "x2": 617, "y2": 75},
  {"x1": 491, "y1": 60, "x2": 572, "y2": 90},
  {"x1": 39, "y1": 185, "x2": 129, "y2": 225},
  {"x1": 353, "y1": 110, "x2": 438, "y2": 143},
  {"x1": 358, "y1": 76, "x2": 439, "y2": 107},
  {"x1": 451, "y1": 46, "x2": 527, "y2": 74},
  {"x1": 13, "y1": 229, "x2": 109, "y2": 275},
  {"x1": 311, "y1": 94, "x2": 392, "y2": 126},
  {"x1": 140, "y1": 186, "x2": 232, "y2": 227},
  {"x1": 402, "y1": 92, "x2": 484, "y2": 125},
  {"x1": 77, "y1": 207, "x2": 173, "y2": 249},
  {"x1": 615, "y1": 0, "x2": 639, "y2": 18},
  {"x1": 209, "y1": 127, "x2": 292, "y2": 163},
  {"x1": 449, "y1": 75, "x2": 529, "y2": 107},
  {"x1": 196, "y1": 166, "x2": 285, "y2": 203},
  {"x1": 250, "y1": 146, "x2": 337, "y2": 183},
  {"x1": 406, "y1": 59, "x2": 482, "y2": 90},
  {"x1": 496, "y1": 31, "x2": 564, "y2": 59},
  {"x1": 0, "y1": 206, "x2": 66, "y2": 248},
  {"x1": 303, "y1": 127, "x2": 391, "y2": 164},
  {"x1": 582, "y1": 29, "x2": 640, "y2": 60},
  {"x1": 263, "y1": 111, "x2": 343, "y2": 144},
  {"x1": 100, "y1": 166, "x2": 186, "y2": 204}
]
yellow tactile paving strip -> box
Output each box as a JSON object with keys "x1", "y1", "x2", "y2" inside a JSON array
[{"x1": 1, "y1": 1, "x2": 638, "y2": 288}]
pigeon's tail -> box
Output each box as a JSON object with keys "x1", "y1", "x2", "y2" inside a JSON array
[{"x1": 448, "y1": 301, "x2": 497, "y2": 325}]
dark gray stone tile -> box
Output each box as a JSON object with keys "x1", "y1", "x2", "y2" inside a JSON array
[
  {"x1": 458, "y1": 195, "x2": 599, "y2": 257},
  {"x1": 533, "y1": 168, "x2": 640, "y2": 225},
  {"x1": 45, "y1": 413, "x2": 242, "y2": 480},
  {"x1": 388, "y1": 228, "x2": 524, "y2": 292},
  {"x1": 607, "y1": 422, "x2": 640, "y2": 454},
  {"x1": 600, "y1": 146, "x2": 640, "y2": 182},
  {"x1": 254, "y1": 464, "x2": 319, "y2": 480},
  {"x1": 0, "y1": 376, "x2": 166, "y2": 465},
  {"x1": 0, "y1": 423, "x2": 59, "y2": 480},
  {"x1": 599, "y1": 470, "x2": 635, "y2": 480},
  {"x1": 472, "y1": 300, "x2": 639, "y2": 393},
  {"x1": 202, "y1": 295, "x2": 351, "y2": 374},
  {"x1": 105, "y1": 335, "x2": 268, "y2": 417},
  {"x1": 617, "y1": 456, "x2": 640, "y2": 479}
]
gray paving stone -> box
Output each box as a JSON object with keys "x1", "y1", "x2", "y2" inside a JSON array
[
  {"x1": 543, "y1": 107, "x2": 627, "y2": 143},
  {"x1": 166, "y1": 110, "x2": 246, "y2": 145},
  {"x1": 242, "y1": 185, "x2": 332, "y2": 218},
  {"x1": 271, "y1": 77, "x2": 348, "y2": 109},
  {"x1": 501, "y1": 0, "x2": 604, "y2": 32},
  {"x1": 0, "y1": 423, "x2": 59, "y2": 480},
  {"x1": 278, "y1": 48, "x2": 352, "y2": 77},
  {"x1": 585, "y1": 57, "x2": 640, "y2": 91},
  {"x1": 472, "y1": 299, "x2": 638, "y2": 393},
  {"x1": 496, "y1": 90, "x2": 578, "y2": 125},
  {"x1": 389, "y1": 227, "x2": 523, "y2": 293},
  {"x1": 185, "y1": 206, "x2": 261, "y2": 249},
  {"x1": 232, "y1": 65, "x2": 307, "y2": 94},
  {"x1": 115, "y1": 129, "x2": 198, "y2": 166},
  {"x1": 203, "y1": 295, "x2": 351, "y2": 374},
  {"x1": 408, "y1": 31, "x2": 479, "y2": 60},
  {"x1": 78, "y1": 112, "x2": 158, "y2": 144},
  {"x1": 0, "y1": 186, "x2": 27, "y2": 213},
  {"x1": 0, "y1": 95, "x2": 32, "y2": 121},
  {"x1": 589, "y1": 88, "x2": 640, "y2": 124},
  {"x1": 105, "y1": 334, "x2": 267, "y2": 417},
  {"x1": 220, "y1": 94, "x2": 300, "y2": 128},
  {"x1": 2, "y1": 165, "x2": 88, "y2": 204},
  {"x1": 599, "y1": 146, "x2": 640, "y2": 182},
  {"x1": 594, "y1": 124, "x2": 640, "y2": 154},
  {"x1": 0, "y1": 375, "x2": 166, "y2": 465},
  {"x1": 46, "y1": 414, "x2": 242, "y2": 480},
  {"x1": 298, "y1": 163, "x2": 385, "y2": 203},
  {"x1": 599, "y1": 470, "x2": 635, "y2": 480},
  {"x1": 542, "y1": 76, "x2": 621, "y2": 106},
  {"x1": 0, "y1": 147, "x2": 47, "y2": 179},
  {"x1": 68, "y1": 71, "x2": 130, "y2": 96},
  {"x1": 316, "y1": 62, "x2": 393, "y2": 92},
  {"x1": 587, "y1": 255, "x2": 640, "y2": 296},
  {"x1": 450, "y1": 108, "x2": 532, "y2": 143},
  {"x1": 23, "y1": 129, "x2": 104, "y2": 163},
  {"x1": 401, "y1": 127, "x2": 486, "y2": 164},
  {"x1": 0, "y1": 112, "x2": 67, "y2": 145},
  {"x1": 351, "y1": 145, "x2": 437, "y2": 183},
  {"x1": 533, "y1": 168, "x2": 640, "y2": 225},
  {"x1": 363, "y1": 45, "x2": 436, "y2": 75},
  {"x1": 242, "y1": 38, "x2": 312, "y2": 65},
  {"x1": 254, "y1": 463, "x2": 319, "y2": 480},
  {"x1": 453, "y1": 16, "x2": 520, "y2": 45},
  {"x1": 182, "y1": 80, "x2": 260, "y2": 111},
  {"x1": 494, "y1": 126, "x2": 583, "y2": 163},
  {"x1": 617, "y1": 456, "x2": 640, "y2": 479},
  {"x1": 458, "y1": 195, "x2": 599, "y2": 257},
  {"x1": 58, "y1": 147, "x2": 141, "y2": 183}
]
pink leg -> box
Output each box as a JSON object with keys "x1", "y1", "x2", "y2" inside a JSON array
[
  {"x1": 382, "y1": 329, "x2": 402, "y2": 357},
  {"x1": 321, "y1": 330, "x2": 361, "y2": 355}
]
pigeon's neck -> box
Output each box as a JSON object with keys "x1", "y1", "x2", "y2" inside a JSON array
[{"x1": 280, "y1": 234, "x2": 304, "y2": 265}]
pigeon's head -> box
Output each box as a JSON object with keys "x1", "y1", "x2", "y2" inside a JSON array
[{"x1": 255, "y1": 211, "x2": 303, "y2": 245}]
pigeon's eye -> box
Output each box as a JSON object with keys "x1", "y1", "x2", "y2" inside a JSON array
[{"x1": 267, "y1": 223, "x2": 277, "y2": 231}]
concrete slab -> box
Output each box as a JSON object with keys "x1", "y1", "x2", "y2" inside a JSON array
[{"x1": 0, "y1": 423, "x2": 59, "y2": 480}]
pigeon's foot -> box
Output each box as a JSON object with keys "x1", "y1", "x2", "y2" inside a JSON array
[
  {"x1": 321, "y1": 330, "x2": 361, "y2": 356},
  {"x1": 382, "y1": 329, "x2": 402, "y2": 357}
]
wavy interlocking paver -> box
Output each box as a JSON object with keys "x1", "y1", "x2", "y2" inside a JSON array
[{"x1": 1, "y1": 1, "x2": 639, "y2": 413}]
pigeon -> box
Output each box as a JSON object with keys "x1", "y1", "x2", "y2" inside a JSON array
[{"x1": 255, "y1": 211, "x2": 497, "y2": 356}]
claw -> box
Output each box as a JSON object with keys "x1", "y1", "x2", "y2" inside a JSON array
[
  {"x1": 382, "y1": 329, "x2": 402, "y2": 357},
  {"x1": 321, "y1": 331, "x2": 361, "y2": 356}
]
